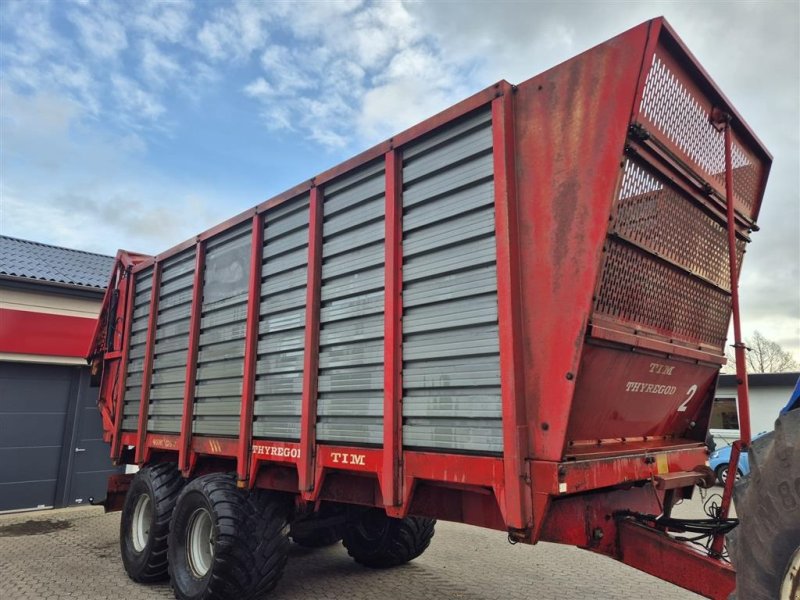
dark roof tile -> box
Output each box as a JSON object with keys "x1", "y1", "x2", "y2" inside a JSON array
[{"x1": 0, "y1": 235, "x2": 115, "y2": 290}]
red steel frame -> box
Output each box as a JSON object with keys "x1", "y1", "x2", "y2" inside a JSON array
[
  {"x1": 89, "y1": 18, "x2": 773, "y2": 600},
  {"x1": 110, "y1": 263, "x2": 136, "y2": 461},
  {"x1": 237, "y1": 213, "x2": 264, "y2": 483},
  {"x1": 491, "y1": 86, "x2": 531, "y2": 533},
  {"x1": 382, "y1": 149, "x2": 403, "y2": 511},
  {"x1": 135, "y1": 264, "x2": 162, "y2": 464},
  {"x1": 298, "y1": 187, "x2": 323, "y2": 494},
  {"x1": 178, "y1": 242, "x2": 205, "y2": 475}
]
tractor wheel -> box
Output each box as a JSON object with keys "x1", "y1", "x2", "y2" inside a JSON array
[
  {"x1": 120, "y1": 462, "x2": 184, "y2": 582},
  {"x1": 168, "y1": 473, "x2": 290, "y2": 600},
  {"x1": 290, "y1": 503, "x2": 346, "y2": 548},
  {"x1": 342, "y1": 508, "x2": 435, "y2": 569},
  {"x1": 729, "y1": 409, "x2": 800, "y2": 600}
]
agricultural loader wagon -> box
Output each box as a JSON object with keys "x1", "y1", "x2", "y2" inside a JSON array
[{"x1": 88, "y1": 17, "x2": 799, "y2": 600}]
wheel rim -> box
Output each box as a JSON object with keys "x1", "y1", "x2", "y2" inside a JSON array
[
  {"x1": 720, "y1": 467, "x2": 741, "y2": 484},
  {"x1": 780, "y1": 545, "x2": 800, "y2": 600},
  {"x1": 131, "y1": 493, "x2": 153, "y2": 553},
  {"x1": 186, "y1": 507, "x2": 215, "y2": 578}
]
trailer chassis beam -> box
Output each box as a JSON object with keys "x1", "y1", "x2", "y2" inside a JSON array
[{"x1": 617, "y1": 519, "x2": 735, "y2": 600}]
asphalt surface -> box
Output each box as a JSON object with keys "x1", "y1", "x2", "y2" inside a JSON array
[{"x1": 0, "y1": 492, "x2": 724, "y2": 599}]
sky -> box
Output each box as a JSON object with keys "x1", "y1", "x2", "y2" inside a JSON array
[{"x1": 1, "y1": 0, "x2": 798, "y2": 358}]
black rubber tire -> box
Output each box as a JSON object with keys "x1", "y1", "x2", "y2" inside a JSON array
[
  {"x1": 167, "y1": 473, "x2": 290, "y2": 600},
  {"x1": 291, "y1": 523, "x2": 344, "y2": 548},
  {"x1": 120, "y1": 462, "x2": 184, "y2": 583},
  {"x1": 729, "y1": 409, "x2": 800, "y2": 600},
  {"x1": 715, "y1": 464, "x2": 743, "y2": 486},
  {"x1": 290, "y1": 503, "x2": 345, "y2": 548},
  {"x1": 342, "y1": 508, "x2": 435, "y2": 569}
]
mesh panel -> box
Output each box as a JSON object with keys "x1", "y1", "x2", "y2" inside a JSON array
[
  {"x1": 614, "y1": 159, "x2": 744, "y2": 290},
  {"x1": 639, "y1": 53, "x2": 762, "y2": 217},
  {"x1": 595, "y1": 241, "x2": 730, "y2": 348}
]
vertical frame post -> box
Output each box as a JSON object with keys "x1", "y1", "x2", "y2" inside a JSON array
[
  {"x1": 111, "y1": 265, "x2": 135, "y2": 462},
  {"x1": 237, "y1": 213, "x2": 263, "y2": 484},
  {"x1": 492, "y1": 89, "x2": 532, "y2": 531},
  {"x1": 178, "y1": 241, "x2": 205, "y2": 475},
  {"x1": 382, "y1": 149, "x2": 403, "y2": 507},
  {"x1": 299, "y1": 187, "x2": 323, "y2": 492},
  {"x1": 135, "y1": 263, "x2": 162, "y2": 464},
  {"x1": 710, "y1": 113, "x2": 751, "y2": 555}
]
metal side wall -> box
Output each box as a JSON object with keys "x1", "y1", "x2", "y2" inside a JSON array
[
  {"x1": 253, "y1": 194, "x2": 311, "y2": 441},
  {"x1": 122, "y1": 265, "x2": 153, "y2": 430},
  {"x1": 147, "y1": 247, "x2": 196, "y2": 433},
  {"x1": 193, "y1": 224, "x2": 251, "y2": 436},
  {"x1": 317, "y1": 161, "x2": 386, "y2": 445},
  {"x1": 400, "y1": 108, "x2": 503, "y2": 453}
]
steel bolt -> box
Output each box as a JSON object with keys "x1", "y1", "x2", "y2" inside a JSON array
[{"x1": 592, "y1": 528, "x2": 604, "y2": 540}]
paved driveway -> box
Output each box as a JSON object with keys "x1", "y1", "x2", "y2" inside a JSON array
[{"x1": 0, "y1": 495, "x2": 714, "y2": 599}]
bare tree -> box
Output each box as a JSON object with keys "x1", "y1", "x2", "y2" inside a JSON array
[{"x1": 722, "y1": 330, "x2": 800, "y2": 373}]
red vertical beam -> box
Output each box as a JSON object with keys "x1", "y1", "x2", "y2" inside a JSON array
[
  {"x1": 299, "y1": 187, "x2": 323, "y2": 492},
  {"x1": 135, "y1": 264, "x2": 162, "y2": 465},
  {"x1": 178, "y1": 241, "x2": 205, "y2": 475},
  {"x1": 237, "y1": 213, "x2": 263, "y2": 484},
  {"x1": 711, "y1": 113, "x2": 752, "y2": 555},
  {"x1": 492, "y1": 90, "x2": 531, "y2": 531},
  {"x1": 382, "y1": 149, "x2": 403, "y2": 507},
  {"x1": 111, "y1": 265, "x2": 135, "y2": 462}
]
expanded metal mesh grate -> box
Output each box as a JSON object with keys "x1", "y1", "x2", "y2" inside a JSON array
[
  {"x1": 615, "y1": 159, "x2": 745, "y2": 291},
  {"x1": 595, "y1": 241, "x2": 730, "y2": 349},
  {"x1": 639, "y1": 54, "x2": 761, "y2": 216}
]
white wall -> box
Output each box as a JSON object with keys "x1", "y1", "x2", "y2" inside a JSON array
[{"x1": 712, "y1": 381, "x2": 794, "y2": 447}]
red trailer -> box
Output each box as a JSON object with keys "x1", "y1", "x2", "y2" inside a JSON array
[{"x1": 88, "y1": 17, "x2": 799, "y2": 600}]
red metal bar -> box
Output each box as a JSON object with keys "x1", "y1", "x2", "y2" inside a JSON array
[
  {"x1": 618, "y1": 519, "x2": 735, "y2": 600},
  {"x1": 237, "y1": 213, "x2": 263, "y2": 483},
  {"x1": 111, "y1": 266, "x2": 135, "y2": 462},
  {"x1": 382, "y1": 149, "x2": 403, "y2": 508},
  {"x1": 178, "y1": 242, "x2": 205, "y2": 475},
  {"x1": 721, "y1": 119, "x2": 752, "y2": 448},
  {"x1": 135, "y1": 264, "x2": 162, "y2": 465},
  {"x1": 491, "y1": 90, "x2": 531, "y2": 531},
  {"x1": 710, "y1": 113, "x2": 752, "y2": 555},
  {"x1": 298, "y1": 187, "x2": 323, "y2": 492}
]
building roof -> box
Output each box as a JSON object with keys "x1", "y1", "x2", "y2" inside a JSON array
[
  {"x1": 718, "y1": 372, "x2": 800, "y2": 388},
  {"x1": 0, "y1": 235, "x2": 115, "y2": 291}
]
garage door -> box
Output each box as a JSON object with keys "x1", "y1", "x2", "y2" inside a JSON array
[{"x1": 0, "y1": 362, "x2": 120, "y2": 512}]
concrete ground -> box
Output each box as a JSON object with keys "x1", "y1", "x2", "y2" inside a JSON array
[{"x1": 0, "y1": 490, "x2": 728, "y2": 600}]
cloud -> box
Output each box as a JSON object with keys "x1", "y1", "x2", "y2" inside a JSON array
[
  {"x1": 0, "y1": 85, "x2": 229, "y2": 255},
  {"x1": 67, "y1": 1, "x2": 128, "y2": 61},
  {"x1": 1, "y1": 0, "x2": 796, "y2": 359},
  {"x1": 196, "y1": 1, "x2": 271, "y2": 62},
  {"x1": 236, "y1": 2, "x2": 474, "y2": 148},
  {"x1": 139, "y1": 39, "x2": 181, "y2": 88},
  {"x1": 131, "y1": 0, "x2": 192, "y2": 44},
  {"x1": 110, "y1": 74, "x2": 165, "y2": 121}
]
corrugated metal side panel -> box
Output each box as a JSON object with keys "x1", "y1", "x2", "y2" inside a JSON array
[
  {"x1": 400, "y1": 108, "x2": 502, "y2": 453},
  {"x1": 317, "y1": 161, "x2": 385, "y2": 445},
  {"x1": 193, "y1": 224, "x2": 251, "y2": 437},
  {"x1": 147, "y1": 248, "x2": 195, "y2": 433},
  {"x1": 253, "y1": 194, "x2": 310, "y2": 441},
  {"x1": 122, "y1": 266, "x2": 153, "y2": 430}
]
